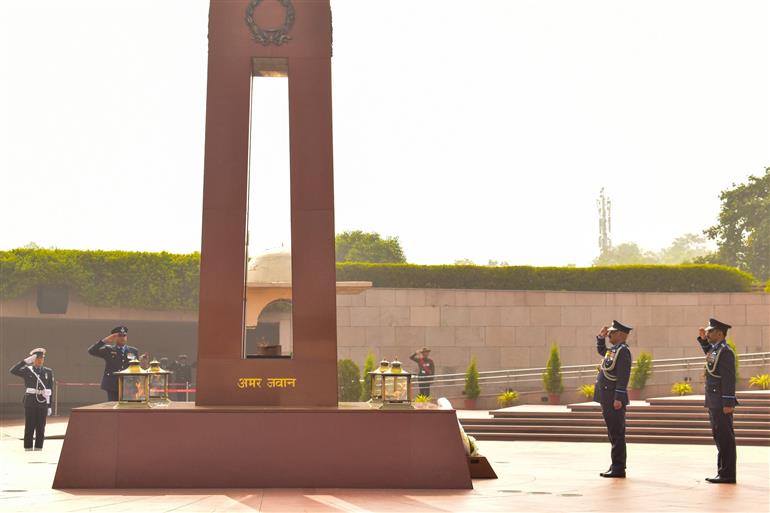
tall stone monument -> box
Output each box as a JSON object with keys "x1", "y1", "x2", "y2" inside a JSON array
[
  {"x1": 53, "y1": 1, "x2": 472, "y2": 489},
  {"x1": 196, "y1": 0, "x2": 337, "y2": 407}
]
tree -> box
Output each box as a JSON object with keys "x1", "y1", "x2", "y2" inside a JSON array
[
  {"x1": 658, "y1": 234, "x2": 711, "y2": 264},
  {"x1": 593, "y1": 234, "x2": 711, "y2": 266},
  {"x1": 360, "y1": 352, "x2": 375, "y2": 401},
  {"x1": 703, "y1": 168, "x2": 770, "y2": 280},
  {"x1": 629, "y1": 352, "x2": 653, "y2": 390},
  {"x1": 593, "y1": 242, "x2": 658, "y2": 266},
  {"x1": 542, "y1": 343, "x2": 564, "y2": 394},
  {"x1": 335, "y1": 231, "x2": 406, "y2": 263},
  {"x1": 463, "y1": 357, "x2": 480, "y2": 400},
  {"x1": 337, "y1": 359, "x2": 362, "y2": 401},
  {"x1": 727, "y1": 339, "x2": 741, "y2": 380}
]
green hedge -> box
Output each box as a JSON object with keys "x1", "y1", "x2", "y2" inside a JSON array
[
  {"x1": 336, "y1": 263, "x2": 754, "y2": 293},
  {"x1": 0, "y1": 249, "x2": 200, "y2": 310},
  {"x1": 0, "y1": 250, "x2": 756, "y2": 311}
]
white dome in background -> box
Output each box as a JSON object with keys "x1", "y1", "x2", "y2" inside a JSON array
[{"x1": 247, "y1": 249, "x2": 291, "y2": 285}]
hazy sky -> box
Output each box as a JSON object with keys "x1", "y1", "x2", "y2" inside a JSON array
[{"x1": 1, "y1": 0, "x2": 767, "y2": 266}]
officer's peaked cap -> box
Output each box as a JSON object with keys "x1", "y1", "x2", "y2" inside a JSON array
[
  {"x1": 607, "y1": 320, "x2": 632, "y2": 334},
  {"x1": 705, "y1": 318, "x2": 731, "y2": 332},
  {"x1": 111, "y1": 326, "x2": 128, "y2": 335}
]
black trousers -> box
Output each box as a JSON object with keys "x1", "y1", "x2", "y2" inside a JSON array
[
  {"x1": 24, "y1": 406, "x2": 47, "y2": 449},
  {"x1": 416, "y1": 377, "x2": 432, "y2": 397},
  {"x1": 106, "y1": 389, "x2": 119, "y2": 401},
  {"x1": 708, "y1": 408, "x2": 736, "y2": 479},
  {"x1": 601, "y1": 403, "x2": 627, "y2": 471}
]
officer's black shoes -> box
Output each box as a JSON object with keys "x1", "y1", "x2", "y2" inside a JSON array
[
  {"x1": 599, "y1": 470, "x2": 626, "y2": 478},
  {"x1": 705, "y1": 476, "x2": 736, "y2": 484}
]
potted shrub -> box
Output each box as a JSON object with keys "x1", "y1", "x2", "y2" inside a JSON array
[
  {"x1": 542, "y1": 343, "x2": 564, "y2": 404},
  {"x1": 749, "y1": 374, "x2": 770, "y2": 390},
  {"x1": 496, "y1": 389, "x2": 519, "y2": 408},
  {"x1": 578, "y1": 383, "x2": 595, "y2": 400},
  {"x1": 727, "y1": 339, "x2": 740, "y2": 379},
  {"x1": 360, "y1": 352, "x2": 375, "y2": 401},
  {"x1": 463, "y1": 357, "x2": 481, "y2": 409},
  {"x1": 671, "y1": 382, "x2": 693, "y2": 396},
  {"x1": 337, "y1": 359, "x2": 362, "y2": 402},
  {"x1": 628, "y1": 352, "x2": 653, "y2": 400}
]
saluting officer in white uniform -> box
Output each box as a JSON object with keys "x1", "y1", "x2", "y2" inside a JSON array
[{"x1": 9, "y1": 348, "x2": 55, "y2": 451}]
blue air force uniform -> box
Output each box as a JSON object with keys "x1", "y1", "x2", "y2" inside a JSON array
[
  {"x1": 593, "y1": 320, "x2": 632, "y2": 476},
  {"x1": 87, "y1": 326, "x2": 139, "y2": 401},
  {"x1": 698, "y1": 318, "x2": 738, "y2": 483},
  {"x1": 9, "y1": 349, "x2": 54, "y2": 450}
]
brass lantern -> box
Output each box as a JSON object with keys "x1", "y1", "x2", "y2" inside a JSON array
[
  {"x1": 373, "y1": 359, "x2": 413, "y2": 410},
  {"x1": 148, "y1": 359, "x2": 172, "y2": 406},
  {"x1": 114, "y1": 359, "x2": 151, "y2": 408},
  {"x1": 368, "y1": 359, "x2": 391, "y2": 403}
]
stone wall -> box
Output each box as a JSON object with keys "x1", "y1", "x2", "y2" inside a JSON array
[
  {"x1": 2, "y1": 288, "x2": 768, "y2": 407},
  {"x1": 336, "y1": 289, "x2": 770, "y2": 375}
]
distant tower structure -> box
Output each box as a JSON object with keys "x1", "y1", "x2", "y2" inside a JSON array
[{"x1": 597, "y1": 188, "x2": 612, "y2": 254}]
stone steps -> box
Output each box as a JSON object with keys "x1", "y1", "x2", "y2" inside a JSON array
[
  {"x1": 465, "y1": 417, "x2": 770, "y2": 430},
  {"x1": 463, "y1": 424, "x2": 770, "y2": 438},
  {"x1": 459, "y1": 391, "x2": 770, "y2": 446},
  {"x1": 463, "y1": 432, "x2": 770, "y2": 446}
]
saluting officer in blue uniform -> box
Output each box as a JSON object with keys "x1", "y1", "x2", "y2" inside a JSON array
[
  {"x1": 593, "y1": 320, "x2": 632, "y2": 478},
  {"x1": 697, "y1": 318, "x2": 738, "y2": 484},
  {"x1": 9, "y1": 348, "x2": 55, "y2": 450},
  {"x1": 88, "y1": 326, "x2": 139, "y2": 401}
]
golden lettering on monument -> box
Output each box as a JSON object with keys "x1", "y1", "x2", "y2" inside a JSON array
[
  {"x1": 237, "y1": 377, "x2": 297, "y2": 389},
  {"x1": 267, "y1": 377, "x2": 297, "y2": 388},
  {"x1": 236, "y1": 377, "x2": 263, "y2": 388}
]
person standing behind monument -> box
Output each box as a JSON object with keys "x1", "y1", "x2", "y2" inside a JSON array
[
  {"x1": 9, "y1": 348, "x2": 54, "y2": 451},
  {"x1": 409, "y1": 347, "x2": 435, "y2": 397},
  {"x1": 87, "y1": 326, "x2": 139, "y2": 401},
  {"x1": 593, "y1": 320, "x2": 632, "y2": 478},
  {"x1": 697, "y1": 318, "x2": 738, "y2": 484},
  {"x1": 170, "y1": 354, "x2": 193, "y2": 401}
]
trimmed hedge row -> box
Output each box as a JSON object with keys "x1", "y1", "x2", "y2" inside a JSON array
[
  {"x1": 0, "y1": 249, "x2": 200, "y2": 310},
  {"x1": 336, "y1": 263, "x2": 755, "y2": 293},
  {"x1": 0, "y1": 250, "x2": 756, "y2": 311}
]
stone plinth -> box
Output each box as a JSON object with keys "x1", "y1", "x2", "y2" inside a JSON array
[{"x1": 53, "y1": 403, "x2": 473, "y2": 489}]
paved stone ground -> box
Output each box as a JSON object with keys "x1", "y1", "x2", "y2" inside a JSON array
[{"x1": 0, "y1": 417, "x2": 767, "y2": 513}]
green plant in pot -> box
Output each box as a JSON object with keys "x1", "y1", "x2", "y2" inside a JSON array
[
  {"x1": 578, "y1": 383, "x2": 595, "y2": 400},
  {"x1": 749, "y1": 374, "x2": 770, "y2": 390},
  {"x1": 496, "y1": 389, "x2": 519, "y2": 408},
  {"x1": 628, "y1": 352, "x2": 653, "y2": 400},
  {"x1": 542, "y1": 343, "x2": 564, "y2": 404},
  {"x1": 463, "y1": 357, "x2": 481, "y2": 409},
  {"x1": 360, "y1": 352, "x2": 376, "y2": 401},
  {"x1": 671, "y1": 382, "x2": 693, "y2": 396}
]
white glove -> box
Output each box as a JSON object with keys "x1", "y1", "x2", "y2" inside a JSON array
[
  {"x1": 24, "y1": 355, "x2": 35, "y2": 365},
  {"x1": 47, "y1": 408, "x2": 52, "y2": 416}
]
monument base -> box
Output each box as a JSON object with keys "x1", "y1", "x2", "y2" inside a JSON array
[{"x1": 53, "y1": 403, "x2": 473, "y2": 489}]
